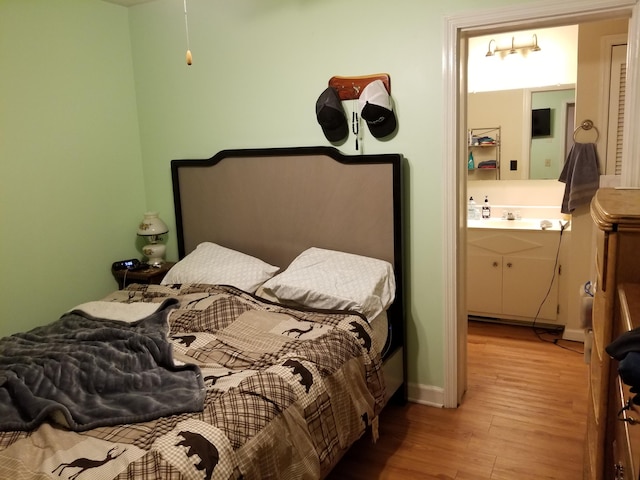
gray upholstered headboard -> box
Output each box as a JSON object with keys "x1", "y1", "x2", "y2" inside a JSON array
[{"x1": 170, "y1": 146, "x2": 404, "y2": 359}]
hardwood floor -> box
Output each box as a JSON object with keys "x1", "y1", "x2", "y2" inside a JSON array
[{"x1": 327, "y1": 320, "x2": 588, "y2": 479}]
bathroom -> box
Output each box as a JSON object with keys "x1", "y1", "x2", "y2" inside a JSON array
[{"x1": 465, "y1": 20, "x2": 627, "y2": 341}]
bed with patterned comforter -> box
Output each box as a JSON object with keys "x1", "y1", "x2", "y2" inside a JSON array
[{"x1": 0, "y1": 283, "x2": 385, "y2": 480}]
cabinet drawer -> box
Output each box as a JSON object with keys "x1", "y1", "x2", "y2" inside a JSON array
[{"x1": 613, "y1": 420, "x2": 632, "y2": 480}]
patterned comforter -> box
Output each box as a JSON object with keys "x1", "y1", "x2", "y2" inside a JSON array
[{"x1": 0, "y1": 283, "x2": 385, "y2": 480}]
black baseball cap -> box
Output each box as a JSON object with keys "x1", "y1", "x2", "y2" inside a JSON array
[{"x1": 316, "y1": 87, "x2": 349, "y2": 142}]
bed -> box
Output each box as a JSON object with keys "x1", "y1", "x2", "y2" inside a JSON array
[{"x1": 0, "y1": 146, "x2": 405, "y2": 479}]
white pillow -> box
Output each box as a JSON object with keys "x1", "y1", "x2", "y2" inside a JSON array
[
  {"x1": 161, "y1": 242, "x2": 279, "y2": 293},
  {"x1": 260, "y1": 247, "x2": 395, "y2": 320}
]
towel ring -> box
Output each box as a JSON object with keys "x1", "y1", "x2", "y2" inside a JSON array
[{"x1": 573, "y1": 119, "x2": 600, "y2": 143}]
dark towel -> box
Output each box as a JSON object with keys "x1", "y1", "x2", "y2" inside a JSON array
[
  {"x1": 558, "y1": 142, "x2": 600, "y2": 214},
  {"x1": 606, "y1": 327, "x2": 640, "y2": 360},
  {"x1": 618, "y1": 352, "x2": 640, "y2": 404},
  {"x1": 477, "y1": 160, "x2": 497, "y2": 168},
  {"x1": 0, "y1": 298, "x2": 205, "y2": 432},
  {"x1": 606, "y1": 328, "x2": 640, "y2": 404}
]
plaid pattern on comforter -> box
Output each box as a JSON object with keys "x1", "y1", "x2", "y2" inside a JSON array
[{"x1": 0, "y1": 283, "x2": 385, "y2": 480}]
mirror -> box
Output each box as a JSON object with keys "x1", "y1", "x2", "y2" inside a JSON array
[
  {"x1": 466, "y1": 25, "x2": 579, "y2": 180},
  {"x1": 528, "y1": 87, "x2": 575, "y2": 179},
  {"x1": 467, "y1": 85, "x2": 575, "y2": 180}
]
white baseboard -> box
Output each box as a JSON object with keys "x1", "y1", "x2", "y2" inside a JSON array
[
  {"x1": 562, "y1": 328, "x2": 585, "y2": 343},
  {"x1": 407, "y1": 382, "x2": 444, "y2": 408}
]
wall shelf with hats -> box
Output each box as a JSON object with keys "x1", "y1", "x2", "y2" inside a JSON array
[
  {"x1": 329, "y1": 74, "x2": 391, "y2": 100},
  {"x1": 315, "y1": 73, "x2": 397, "y2": 144}
]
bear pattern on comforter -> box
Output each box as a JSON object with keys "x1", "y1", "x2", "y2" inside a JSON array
[{"x1": 0, "y1": 283, "x2": 385, "y2": 480}]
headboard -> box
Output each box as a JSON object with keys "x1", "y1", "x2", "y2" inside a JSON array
[{"x1": 170, "y1": 146, "x2": 404, "y2": 359}]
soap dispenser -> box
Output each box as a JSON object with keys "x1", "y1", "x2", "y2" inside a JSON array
[
  {"x1": 468, "y1": 197, "x2": 477, "y2": 220},
  {"x1": 482, "y1": 195, "x2": 491, "y2": 219}
]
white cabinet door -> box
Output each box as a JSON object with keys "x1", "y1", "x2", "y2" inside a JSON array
[
  {"x1": 502, "y1": 256, "x2": 558, "y2": 321},
  {"x1": 467, "y1": 229, "x2": 562, "y2": 323},
  {"x1": 467, "y1": 253, "x2": 502, "y2": 315}
]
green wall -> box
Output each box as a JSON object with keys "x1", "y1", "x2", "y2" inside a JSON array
[
  {"x1": 127, "y1": 0, "x2": 534, "y2": 393},
  {"x1": 1, "y1": 0, "x2": 539, "y2": 394},
  {"x1": 0, "y1": 0, "x2": 146, "y2": 336}
]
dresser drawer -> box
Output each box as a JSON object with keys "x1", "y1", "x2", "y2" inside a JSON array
[
  {"x1": 614, "y1": 378, "x2": 640, "y2": 480},
  {"x1": 611, "y1": 284, "x2": 640, "y2": 480}
]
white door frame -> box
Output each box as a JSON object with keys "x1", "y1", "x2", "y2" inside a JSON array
[{"x1": 443, "y1": 0, "x2": 640, "y2": 408}]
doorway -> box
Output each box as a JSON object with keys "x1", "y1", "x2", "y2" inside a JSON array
[{"x1": 443, "y1": 0, "x2": 640, "y2": 408}]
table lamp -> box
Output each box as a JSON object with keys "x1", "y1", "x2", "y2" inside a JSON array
[{"x1": 137, "y1": 212, "x2": 168, "y2": 266}]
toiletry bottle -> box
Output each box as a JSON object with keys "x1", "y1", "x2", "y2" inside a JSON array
[
  {"x1": 482, "y1": 195, "x2": 491, "y2": 219},
  {"x1": 468, "y1": 196, "x2": 476, "y2": 220},
  {"x1": 468, "y1": 151, "x2": 474, "y2": 170}
]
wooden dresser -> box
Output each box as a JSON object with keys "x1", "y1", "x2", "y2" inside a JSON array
[{"x1": 586, "y1": 188, "x2": 640, "y2": 480}]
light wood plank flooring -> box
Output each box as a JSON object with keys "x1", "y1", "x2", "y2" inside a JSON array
[{"x1": 327, "y1": 320, "x2": 588, "y2": 479}]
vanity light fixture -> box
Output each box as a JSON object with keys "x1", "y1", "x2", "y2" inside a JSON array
[
  {"x1": 485, "y1": 39, "x2": 496, "y2": 57},
  {"x1": 531, "y1": 34, "x2": 541, "y2": 52},
  {"x1": 485, "y1": 34, "x2": 541, "y2": 57}
]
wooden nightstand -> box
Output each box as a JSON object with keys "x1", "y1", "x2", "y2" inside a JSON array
[{"x1": 112, "y1": 262, "x2": 175, "y2": 289}]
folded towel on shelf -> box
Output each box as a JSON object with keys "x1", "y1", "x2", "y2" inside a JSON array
[
  {"x1": 559, "y1": 142, "x2": 600, "y2": 214},
  {"x1": 477, "y1": 160, "x2": 497, "y2": 168}
]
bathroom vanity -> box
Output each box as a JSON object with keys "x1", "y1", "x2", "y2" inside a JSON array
[{"x1": 467, "y1": 219, "x2": 565, "y2": 325}]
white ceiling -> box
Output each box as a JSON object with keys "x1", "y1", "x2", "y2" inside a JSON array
[{"x1": 102, "y1": 0, "x2": 155, "y2": 6}]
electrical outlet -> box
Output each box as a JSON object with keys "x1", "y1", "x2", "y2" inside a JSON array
[
  {"x1": 544, "y1": 158, "x2": 551, "y2": 167},
  {"x1": 510, "y1": 160, "x2": 517, "y2": 171}
]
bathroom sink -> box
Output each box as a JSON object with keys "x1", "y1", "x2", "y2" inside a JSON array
[{"x1": 467, "y1": 218, "x2": 565, "y2": 231}]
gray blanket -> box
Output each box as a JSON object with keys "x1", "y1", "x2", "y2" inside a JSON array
[{"x1": 0, "y1": 298, "x2": 205, "y2": 432}]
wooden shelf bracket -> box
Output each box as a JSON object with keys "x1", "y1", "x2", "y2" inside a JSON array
[{"x1": 328, "y1": 74, "x2": 391, "y2": 101}]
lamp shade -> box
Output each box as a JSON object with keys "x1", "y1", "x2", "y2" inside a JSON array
[{"x1": 137, "y1": 212, "x2": 168, "y2": 237}]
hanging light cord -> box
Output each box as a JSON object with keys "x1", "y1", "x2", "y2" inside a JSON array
[{"x1": 184, "y1": 0, "x2": 192, "y2": 65}]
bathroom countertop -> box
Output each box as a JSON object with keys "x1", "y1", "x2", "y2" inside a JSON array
[{"x1": 467, "y1": 218, "x2": 569, "y2": 231}]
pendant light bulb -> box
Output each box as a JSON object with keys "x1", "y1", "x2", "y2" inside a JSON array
[{"x1": 186, "y1": 49, "x2": 193, "y2": 66}]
